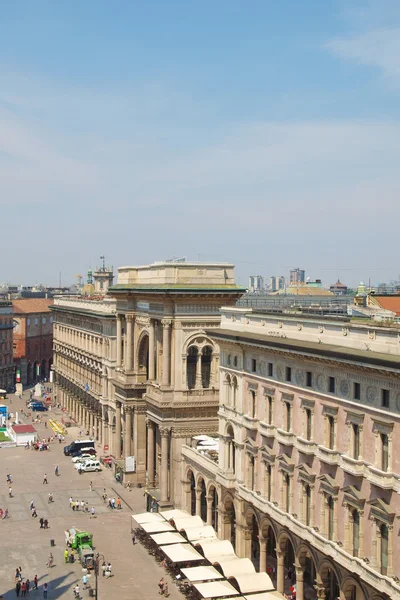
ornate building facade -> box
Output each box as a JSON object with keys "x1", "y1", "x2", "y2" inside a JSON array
[
  {"x1": 52, "y1": 296, "x2": 117, "y2": 445},
  {"x1": 179, "y1": 309, "x2": 400, "y2": 600}
]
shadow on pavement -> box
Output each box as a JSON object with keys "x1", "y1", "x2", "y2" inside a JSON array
[{"x1": 1, "y1": 572, "x2": 74, "y2": 599}]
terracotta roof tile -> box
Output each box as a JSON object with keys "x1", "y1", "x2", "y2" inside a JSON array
[
  {"x1": 12, "y1": 299, "x2": 53, "y2": 314},
  {"x1": 373, "y1": 296, "x2": 400, "y2": 316}
]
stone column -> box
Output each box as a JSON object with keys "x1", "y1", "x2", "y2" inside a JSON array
[
  {"x1": 147, "y1": 420, "x2": 155, "y2": 486},
  {"x1": 195, "y1": 352, "x2": 202, "y2": 389},
  {"x1": 388, "y1": 524, "x2": 394, "y2": 576},
  {"x1": 160, "y1": 427, "x2": 170, "y2": 503},
  {"x1": 124, "y1": 407, "x2": 132, "y2": 457},
  {"x1": 196, "y1": 489, "x2": 201, "y2": 517},
  {"x1": 97, "y1": 416, "x2": 102, "y2": 443},
  {"x1": 295, "y1": 567, "x2": 304, "y2": 600},
  {"x1": 259, "y1": 539, "x2": 267, "y2": 573},
  {"x1": 276, "y1": 550, "x2": 285, "y2": 594},
  {"x1": 115, "y1": 401, "x2": 122, "y2": 458},
  {"x1": 206, "y1": 496, "x2": 213, "y2": 525},
  {"x1": 370, "y1": 517, "x2": 377, "y2": 567},
  {"x1": 125, "y1": 316, "x2": 133, "y2": 371},
  {"x1": 116, "y1": 315, "x2": 122, "y2": 368},
  {"x1": 162, "y1": 320, "x2": 171, "y2": 386},
  {"x1": 148, "y1": 320, "x2": 155, "y2": 381}
]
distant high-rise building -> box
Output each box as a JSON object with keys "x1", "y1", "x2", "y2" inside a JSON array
[
  {"x1": 270, "y1": 276, "x2": 285, "y2": 292},
  {"x1": 290, "y1": 268, "x2": 305, "y2": 284},
  {"x1": 248, "y1": 275, "x2": 264, "y2": 292}
]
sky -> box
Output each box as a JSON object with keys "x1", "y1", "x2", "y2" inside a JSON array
[{"x1": 1, "y1": 0, "x2": 400, "y2": 287}]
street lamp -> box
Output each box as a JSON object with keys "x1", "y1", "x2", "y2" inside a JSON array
[{"x1": 94, "y1": 552, "x2": 105, "y2": 599}]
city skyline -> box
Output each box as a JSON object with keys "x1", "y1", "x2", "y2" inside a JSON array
[{"x1": 1, "y1": 1, "x2": 400, "y2": 284}]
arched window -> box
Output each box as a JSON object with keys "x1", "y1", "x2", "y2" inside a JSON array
[
  {"x1": 187, "y1": 346, "x2": 198, "y2": 390},
  {"x1": 231, "y1": 376, "x2": 238, "y2": 408},
  {"x1": 201, "y1": 346, "x2": 213, "y2": 388},
  {"x1": 284, "y1": 474, "x2": 290, "y2": 512},
  {"x1": 225, "y1": 374, "x2": 231, "y2": 404},
  {"x1": 226, "y1": 426, "x2": 235, "y2": 473}
]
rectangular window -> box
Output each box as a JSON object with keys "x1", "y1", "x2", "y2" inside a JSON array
[
  {"x1": 328, "y1": 416, "x2": 335, "y2": 450},
  {"x1": 285, "y1": 367, "x2": 292, "y2": 382},
  {"x1": 268, "y1": 362, "x2": 273, "y2": 377},
  {"x1": 305, "y1": 485, "x2": 311, "y2": 526},
  {"x1": 306, "y1": 371, "x2": 312, "y2": 388},
  {"x1": 381, "y1": 389, "x2": 390, "y2": 409},
  {"x1": 266, "y1": 465, "x2": 272, "y2": 501},
  {"x1": 251, "y1": 359, "x2": 257, "y2": 373},
  {"x1": 285, "y1": 402, "x2": 292, "y2": 431},
  {"x1": 305, "y1": 408, "x2": 312, "y2": 440},
  {"x1": 266, "y1": 396, "x2": 273, "y2": 424},
  {"x1": 328, "y1": 377, "x2": 335, "y2": 393},
  {"x1": 353, "y1": 382, "x2": 361, "y2": 400},
  {"x1": 381, "y1": 433, "x2": 389, "y2": 472},
  {"x1": 250, "y1": 390, "x2": 256, "y2": 418},
  {"x1": 352, "y1": 424, "x2": 360, "y2": 459}
]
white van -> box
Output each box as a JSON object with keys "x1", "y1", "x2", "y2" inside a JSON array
[{"x1": 75, "y1": 460, "x2": 101, "y2": 472}]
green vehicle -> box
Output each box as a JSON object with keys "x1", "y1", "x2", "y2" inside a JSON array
[{"x1": 65, "y1": 527, "x2": 93, "y2": 550}]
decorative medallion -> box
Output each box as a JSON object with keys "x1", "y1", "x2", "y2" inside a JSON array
[
  {"x1": 366, "y1": 386, "x2": 377, "y2": 405},
  {"x1": 295, "y1": 369, "x2": 304, "y2": 386},
  {"x1": 316, "y1": 373, "x2": 326, "y2": 392},
  {"x1": 340, "y1": 380, "x2": 350, "y2": 398},
  {"x1": 260, "y1": 361, "x2": 266, "y2": 376}
]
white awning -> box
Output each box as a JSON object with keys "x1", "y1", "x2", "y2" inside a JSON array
[
  {"x1": 244, "y1": 592, "x2": 286, "y2": 600},
  {"x1": 193, "y1": 580, "x2": 239, "y2": 598},
  {"x1": 185, "y1": 525, "x2": 217, "y2": 541},
  {"x1": 160, "y1": 543, "x2": 204, "y2": 563},
  {"x1": 150, "y1": 532, "x2": 186, "y2": 545},
  {"x1": 196, "y1": 540, "x2": 236, "y2": 562},
  {"x1": 161, "y1": 509, "x2": 191, "y2": 520},
  {"x1": 181, "y1": 566, "x2": 224, "y2": 583},
  {"x1": 141, "y1": 521, "x2": 175, "y2": 533},
  {"x1": 173, "y1": 516, "x2": 204, "y2": 531},
  {"x1": 232, "y1": 573, "x2": 274, "y2": 594},
  {"x1": 132, "y1": 512, "x2": 165, "y2": 524},
  {"x1": 218, "y1": 558, "x2": 255, "y2": 578}
]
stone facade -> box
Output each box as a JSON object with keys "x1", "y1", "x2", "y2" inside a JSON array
[
  {"x1": 51, "y1": 296, "x2": 117, "y2": 445},
  {"x1": 179, "y1": 309, "x2": 400, "y2": 600},
  {"x1": 0, "y1": 301, "x2": 14, "y2": 390}
]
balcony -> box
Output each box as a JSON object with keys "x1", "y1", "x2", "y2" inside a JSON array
[
  {"x1": 296, "y1": 437, "x2": 317, "y2": 456},
  {"x1": 182, "y1": 445, "x2": 219, "y2": 477},
  {"x1": 259, "y1": 421, "x2": 276, "y2": 438},
  {"x1": 366, "y1": 465, "x2": 398, "y2": 490},
  {"x1": 316, "y1": 446, "x2": 341, "y2": 466},
  {"x1": 276, "y1": 428, "x2": 296, "y2": 447},
  {"x1": 341, "y1": 454, "x2": 366, "y2": 477},
  {"x1": 243, "y1": 414, "x2": 259, "y2": 431}
]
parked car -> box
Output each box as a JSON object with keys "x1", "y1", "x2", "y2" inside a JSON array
[
  {"x1": 64, "y1": 439, "x2": 95, "y2": 456},
  {"x1": 100, "y1": 456, "x2": 113, "y2": 467},
  {"x1": 75, "y1": 460, "x2": 101, "y2": 473},
  {"x1": 72, "y1": 454, "x2": 94, "y2": 464},
  {"x1": 70, "y1": 447, "x2": 96, "y2": 458},
  {"x1": 31, "y1": 402, "x2": 48, "y2": 412}
]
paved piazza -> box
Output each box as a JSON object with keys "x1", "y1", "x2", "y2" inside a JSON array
[{"x1": 0, "y1": 392, "x2": 183, "y2": 600}]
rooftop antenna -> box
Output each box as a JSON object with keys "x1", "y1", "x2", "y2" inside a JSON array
[{"x1": 100, "y1": 255, "x2": 106, "y2": 271}]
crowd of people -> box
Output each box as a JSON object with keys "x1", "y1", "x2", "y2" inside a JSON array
[{"x1": 14, "y1": 567, "x2": 40, "y2": 597}]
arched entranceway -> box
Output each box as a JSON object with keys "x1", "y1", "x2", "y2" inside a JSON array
[
  {"x1": 201, "y1": 346, "x2": 213, "y2": 388},
  {"x1": 277, "y1": 532, "x2": 296, "y2": 597},
  {"x1": 187, "y1": 346, "x2": 198, "y2": 389},
  {"x1": 340, "y1": 576, "x2": 366, "y2": 600},
  {"x1": 199, "y1": 477, "x2": 207, "y2": 522},
  {"x1": 188, "y1": 470, "x2": 196, "y2": 516},
  {"x1": 296, "y1": 544, "x2": 318, "y2": 600},
  {"x1": 318, "y1": 561, "x2": 341, "y2": 600},
  {"x1": 224, "y1": 495, "x2": 236, "y2": 550},
  {"x1": 260, "y1": 520, "x2": 277, "y2": 587},
  {"x1": 246, "y1": 510, "x2": 260, "y2": 571},
  {"x1": 209, "y1": 485, "x2": 218, "y2": 530},
  {"x1": 138, "y1": 334, "x2": 149, "y2": 380}
]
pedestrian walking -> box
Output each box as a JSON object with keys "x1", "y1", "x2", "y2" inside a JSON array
[
  {"x1": 43, "y1": 582, "x2": 48, "y2": 599},
  {"x1": 111, "y1": 497, "x2": 115, "y2": 509},
  {"x1": 26, "y1": 579, "x2": 30, "y2": 594},
  {"x1": 90, "y1": 506, "x2": 95, "y2": 518},
  {"x1": 131, "y1": 531, "x2": 136, "y2": 544},
  {"x1": 33, "y1": 575, "x2": 38, "y2": 590},
  {"x1": 69, "y1": 496, "x2": 73, "y2": 508},
  {"x1": 15, "y1": 581, "x2": 21, "y2": 597},
  {"x1": 107, "y1": 563, "x2": 112, "y2": 577},
  {"x1": 89, "y1": 481, "x2": 92, "y2": 491},
  {"x1": 102, "y1": 488, "x2": 107, "y2": 502},
  {"x1": 2, "y1": 507, "x2": 9, "y2": 519},
  {"x1": 46, "y1": 552, "x2": 54, "y2": 567},
  {"x1": 80, "y1": 500, "x2": 84, "y2": 511},
  {"x1": 29, "y1": 500, "x2": 34, "y2": 510},
  {"x1": 43, "y1": 518, "x2": 49, "y2": 529},
  {"x1": 117, "y1": 497, "x2": 121, "y2": 510},
  {"x1": 43, "y1": 474, "x2": 48, "y2": 485},
  {"x1": 44, "y1": 421, "x2": 47, "y2": 429},
  {"x1": 39, "y1": 517, "x2": 44, "y2": 529},
  {"x1": 64, "y1": 548, "x2": 69, "y2": 563},
  {"x1": 21, "y1": 581, "x2": 26, "y2": 597},
  {"x1": 9, "y1": 486, "x2": 13, "y2": 497},
  {"x1": 101, "y1": 562, "x2": 107, "y2": 577},
  {"x1": 55, "y1": 466, "x2": 59, "y2": 476}
]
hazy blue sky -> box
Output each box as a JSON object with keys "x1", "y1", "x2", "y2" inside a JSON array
[{"x1": 1, "y1": 1, "x2": 400, "y2": 287}]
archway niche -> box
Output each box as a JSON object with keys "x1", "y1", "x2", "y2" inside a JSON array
[
  {"x1": 187, "y1": 346, "x2": 198, "y2": 389},
  {"x1": 188, "y1": 470, "x2": 196, "y2": 516},
  {"x1": 224, "y1": 495, "x2": 236, "y2": 550},
  {"x1": 199, "y1": 478, "x2": 207, "y2": 522},
  {"x1": 340, "y1": 576, "x2": 366, "y2": 600},
  {"x1": 226, "y1": 425, "x2": 236, "y2": 473},
  {"x1": 209, "y1": 485, "x2": 218, "y2": 530},
  {"x1": 201, "y1": 346, "x2": 213, "y2": 388},
  {"x1": 318, "y1": 561, "x2": 341, "y2": 600},
  {"x1": 138, "y1": 334, "x2": 149, "y2": 380}
]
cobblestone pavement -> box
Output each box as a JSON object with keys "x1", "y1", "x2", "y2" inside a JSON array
[{"x1": 0, "y1": 388, "x2": 183, "y2": 600}]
